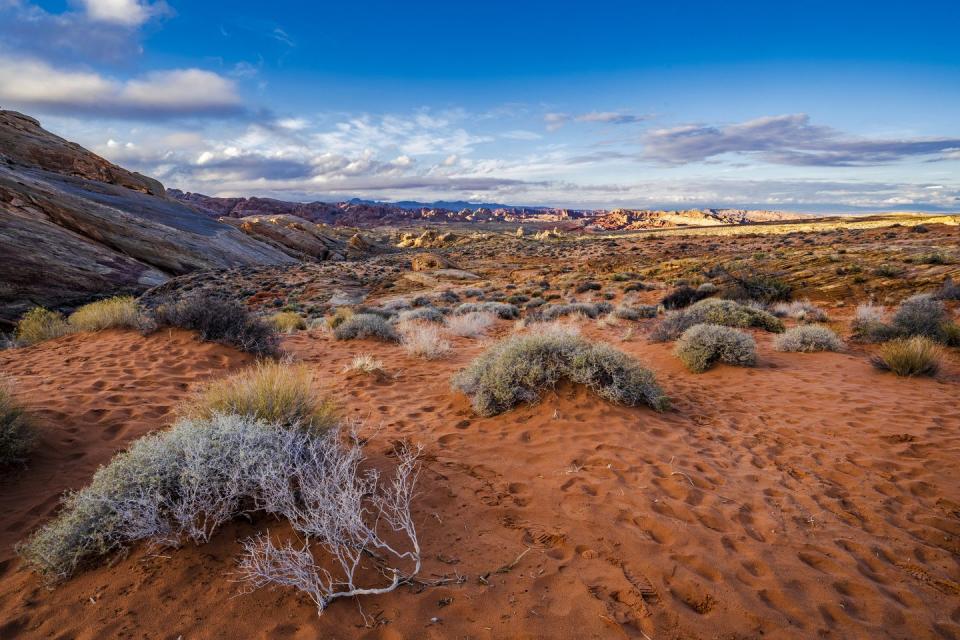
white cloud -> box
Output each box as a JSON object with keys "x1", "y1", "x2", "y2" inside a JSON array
[
  {"x1": 0, "y1": 56, "x2": 242, "y2": 117},
  {"x1": 76, "y1": 0, "x2": 166, "y2": 27}
]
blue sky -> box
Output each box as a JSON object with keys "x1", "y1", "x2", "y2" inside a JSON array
[{"x1": 1, "y1": 0, "x2": 959, "y2": 211}]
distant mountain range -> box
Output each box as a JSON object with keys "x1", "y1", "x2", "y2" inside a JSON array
[{"x1": 345, "y1": 197, "x2": 533, "y2": 212}]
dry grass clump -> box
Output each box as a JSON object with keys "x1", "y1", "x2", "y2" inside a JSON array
[
  {"x1": 771, "y1": 299, "x2": 828, "y2": 323},
  {"x1": 15, "y1": 307, "x2": 71, "y2": 346},
  {"x1": 343, "y1": 354, "x2": 386, "y2": 376},
  {"x1": 333, "y1": 313, "x2": 400, "y2": 342},
  {"x1": 326, "y1": 307, "x2": 354, "y2": 329},
  {"x1": 538, "y1": 302, "x2": 612, "y2": 321},
  {"x1": 453, "y1": 302, "x2": 520, "y2": 319},
  {"x1": 774, "y1": 325, "x2": 844, "y2": 352},
  {"x1": 452, "y1": 332, "x2": 669, "y2": 416},
  {"x1": 149, "y1": 296, "x2": 279, "y2": 356},
  {"x1": 651, "y1": 298, "x2": 783, "y2": 342},
  {"x1": 398, "y1": 320, "x2": 452, "y2": 360},
  {"x1": 871, "y1": 336, "x2": 941, "y2": 377},
  {"x1": 445, "y1": 311, "x2": 497, "y2": 338},
  {"x1": 68, "y1": 296, "x2": 141, "y2": 332},
  {"x1": 270, "y1": 311, "x2": 306, "y2": 334},
  {"x1": 851, "y1": 303, "x2": 894, "y2": 342},
  {"x1": 674, "y1": 324, "x2": 757, "y2": 373},
  {"x1": 181, "y1": 361, "x2": 336, "y2": 433},
  {"x1": 17, "y1": 414, "x2": 422, "y2": 610},
  {"x1": 0, "y1": 379, "x2": 33, "y2": 466}
]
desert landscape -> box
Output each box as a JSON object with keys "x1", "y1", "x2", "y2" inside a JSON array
[{"x1": 2, "y1": 2, "x2": 959, "y2": 638}]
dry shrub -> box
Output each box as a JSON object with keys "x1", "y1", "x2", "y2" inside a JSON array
[
  {"x1": 343, "y1": 354, "x2": 386, "y2": 376},
  {"x1": 771, "y1": 300, "x2": 828, "y2": 323},
  {"x1": 149, "y1": 296, "x2": 279, "y2": 356},
  {"x1": 452, "y1": 332, "x2": 668, "y2": 416},
  {"x1": 181, "y1": 361, "x2": 336, "y2": 433},
  {"x1": 674, "y1": 324, "x2": 757, "y2": 373},
  {"x1": 270, "y1": 311, "x2": 306, "y2": 334},
  {"x1": 453, "y1": 302, "x2": 520, "y2": 319},
  {"x1": 326, "y1": 307, "x2": 354, "y2": 329},
  {"x1": 68, "y1": 296, "x2": 141, "y2": 332},
  {"x1": 0, "y1": 379, "x2": 33, "y2": 466},
  {"x1": 871, "y1": 336, "x2": 941, "y2": 377},
  {"x1": 333, "y1": 314, "x2": 399, "y2": 342},
  {"x1": 18, "y1": 414, "x2": 421, "y2": 614},
  {"x1": 398, "y1": 320, "x2": 452, "y2": 360},
  {"x1": 613, "y1": 304, "x2": 658, "y2": 321},
  {"x1": 774, "y1": 325, "x2": 844, "y2": 352},
  {"x1": 651, "y1": 298, "x2": 783, "y2": 342},
  {"x1": 445, "y1": 311, "x2": 497, "y2": 338},
  {"x1": 660, "y1": 285, "x2": 711, "y2": 310},
  {"x1": 15, "y1": 307, "x2": 71, "y2": 346},
  {"x1": 396, "y1": 307, "x2": 445, "y2": 324}
]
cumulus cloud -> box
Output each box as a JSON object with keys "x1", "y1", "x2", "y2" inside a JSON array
[
  {"x1": 0, "y1": 56, "x2": 243, "y2": 117},
  {"x1": 75, "y1": 0, "x2": 168, "y2": 27},
  {"x1": 643, "y1": 114, "x2": 960, "y2": 166}
]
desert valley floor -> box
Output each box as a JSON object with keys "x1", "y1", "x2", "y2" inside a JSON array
[{"x1": 1, "y1": 220, "x2": 959, "y2": 640}]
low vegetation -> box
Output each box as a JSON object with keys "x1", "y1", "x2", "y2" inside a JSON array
[
  {"x1": 453, "y1": 302, "x2": 520, "y2": 319},
  {"x1": 343, "y1": 354, "x2": 386, "y2": 376},
  {"x1": 67, "y1": 296, "x2": 141, "y2": 332},
  {"x1": 270, "y1": 311, "x2": 306, "y2": 334},
  {"x1": 15, "y1": 307, "x2": 71, "y2": 346},
  {"x1": 674, "y1": 324, "x2": 757, "y2": 373},
  {"x1": 0, "y1": 379, "x2": 33, "y2": 466},
  {"x1": 398, "y1": 320, "x2": 452, "y2": 359},
  {"x1": 613, "y1": 304, "x2": 658, "y2": 320},
  {"x1": 333, "y1": 313, "x2": 400, "y2": 342},
  {"x1": 149, "y1": 296, "x2": 279, "y2": 356},
  {"x1": 538, "y1": 302, "x2": 612, "y2": 321},
  {"x1": 660, "y1": 285, "x2": 711, "y2": 310},
  {"x1": 445, "y1": 311, "x2": 497, "y2": 338},
  {"x1": 452, "y1": 331, "x2": 669, "y2": 416},
  {"x1": 853, "y1": 295, "x2": 959, "y2": 345},
  {"x1": 774, "y1": 325, "x2": 844, "y2": 352},
  {"x1": 396, "y1": 307, "x2": 445, "y2": 324},
  {"x1": 771, "y1": 300, "x2": 828, "y2": 323},
  {"x1": 871, "y1": 336, "x2": 942, "y2": 377},
  {"x1": 651, "y1": 298, "x2": 783, "y2": 342},
  {"x1": 180, "y1": 361, "x2": 337, "y2": 433}
]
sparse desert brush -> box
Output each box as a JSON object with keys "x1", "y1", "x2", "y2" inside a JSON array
[
  {"x1": 68, "y1": 296, "x2": 141, "y2": 332},
  {"x1": 651, "y1": 298, "x2": 783, "y2": 342},
  {"x1": 697, "y1": 282, "x2": 718, "y2": 294},
  {"x1": 398, "y1": 320, "x2": 452, "y2": 360},
  {"x1": 17, "y1": 414, "x2": 421, "y2": 608},
  {"x1": 445, "y1": 311, "x2": 497, "y2": 338},
  {"x1": 575, "y1": 281, "x2": 601, "y2": 293},
  {"x1": 453, "y1": 302, "x2": 520, "y2": 319},
  {"x1": 181, "y1": 360, "x2": 336, "y2": 433},
  {"x1": 774, "y1": 325, "x2": 844, "y2": 352},
  {"x1": 15, "y1": 307, "x2": 71, "y2": 346},
  {"x1": 873, "y1": 263, "x2": 905, "y2": 278},
  {"x1": 771, "y1": 300, "x2": 828, "y2": 323},
  {"x1": 333, "y1": 313, "x2": 400, "y2": 342},
  {"x1": 937, "y1": 277, "x2": 960, "y2": 300},
  {"x1": 326, "y1": 307, "x2": 354, "y2": 329},
  {"x1": 270, "y1": 311, "x2": 306, "y2": 334},
  {"x1": 871, "y1": 336, "x2": 941, "y2": 377},
  {"x1": 723, "y1": 273, "x2": 792, "y2": 304},
  {"x1": 396, "y1": 306, "x2": 445, "y2": 324},
  {"x1": 851, "y1": 303, "x2": 893, "y2": 342},
  {"x1": 674, "y1": 324, "x2": 757, "y2": 373},
  {"x1": 0, "y1": 379, "x2": 33, "y2": 466},
  {"x1": 343, "y1": 354, "x2": 386, "y2": 376},
  {"x1": 451, "y1": 332, "x2": 668, "y2": 416},
  {"x1": 538, "y1": 302, "x2": 613, "y2": 321},
  {"x1": 890, "y1": 294, "x2": 954, "y2": 342},
  {"x1": 613, "y1": 304, "x2": 658, "y2": 321},
  {"x1": 149, "y1": 296, "x2": 279, "y2": 356},
  {"x1": 660, "y1": 285, "x2": 711, "y2": 310},
  {"x1": 381, "y1": 299, "x2": 412, "y2": 312}
]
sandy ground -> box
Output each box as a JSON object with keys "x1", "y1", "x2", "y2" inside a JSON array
[{"x1": 0, "y1": 321, "x2": 958, "y2": 639}]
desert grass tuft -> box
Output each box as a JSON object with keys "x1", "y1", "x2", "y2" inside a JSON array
[
  {"x1": 15, "y1": 307, "x2": 71, "y2": 346},
  {"x1": 445, "y1": 311, "x2": 497, "y2": 338},
  {"x1": 398, "y1": 321, "x2": 452, "y2": 360},
  {"x1": 343, "y1": 354, "x2": 386, "y2": 376},
  {"x1": 871, "y1": 336, "x2": 941, "y2": 377},
  {"x1": 180, "y1": 361, "x2": 336, "y2": 433},
  {"x1": 270, "y1": 311, "x2": 306, "y2": 334},
  {"x1": 452, "y1": 332, "x2": 668, "y2": 416},
  {"x1": 68, "y1": 297, "x2": 141, "y2": 332},
  {"x1": 0, "y1": 379, "x2": 33, "y2": 466}
]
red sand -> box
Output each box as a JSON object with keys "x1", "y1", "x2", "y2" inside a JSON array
[{"x1": 1, "y1": 324, "x2": 958, "y2": 639}]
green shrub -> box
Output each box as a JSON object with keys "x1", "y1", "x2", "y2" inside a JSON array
[
  {"x1": 149, "y1": 296, "x2": 279, "y2": 356},
  {"x1": 333, "y1": 314, "x2": 400, "y2": 342},
  {"x1": 15, "y1": 307, "x2": 71, "y2": 346},
  {"x1": 871, "y1": 336, "x2": 941, "y2": 377},
  {"x1": 674, "y1": 324, "x2": 757, "y2": 373},
  {"x1": 0, "y1": 380, "x2": 33, "y2": 466},
  {"x1": 181, "y1": 361, "x2": 336, "y2": 433},
  {"x1": 68, "y1": 297, "x2": 140, "y2": 332},
  {"x1": 452, "y1": 332, "x2": 668, "y2": 416},
  {"x1": 774, "y1": 325, "x2": 844, "y2": 352},
  {"x1": 651, "y1": 298, "x2": 783, "y2": 342}
]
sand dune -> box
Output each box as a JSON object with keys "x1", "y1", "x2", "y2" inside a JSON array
[{"x1": 0, "y1": 318, "x2": 957, "y2": 639}]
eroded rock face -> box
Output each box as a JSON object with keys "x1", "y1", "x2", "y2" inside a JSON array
[{"x1": 0, "y1": 110, "x2": 296, "y2": 327}]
